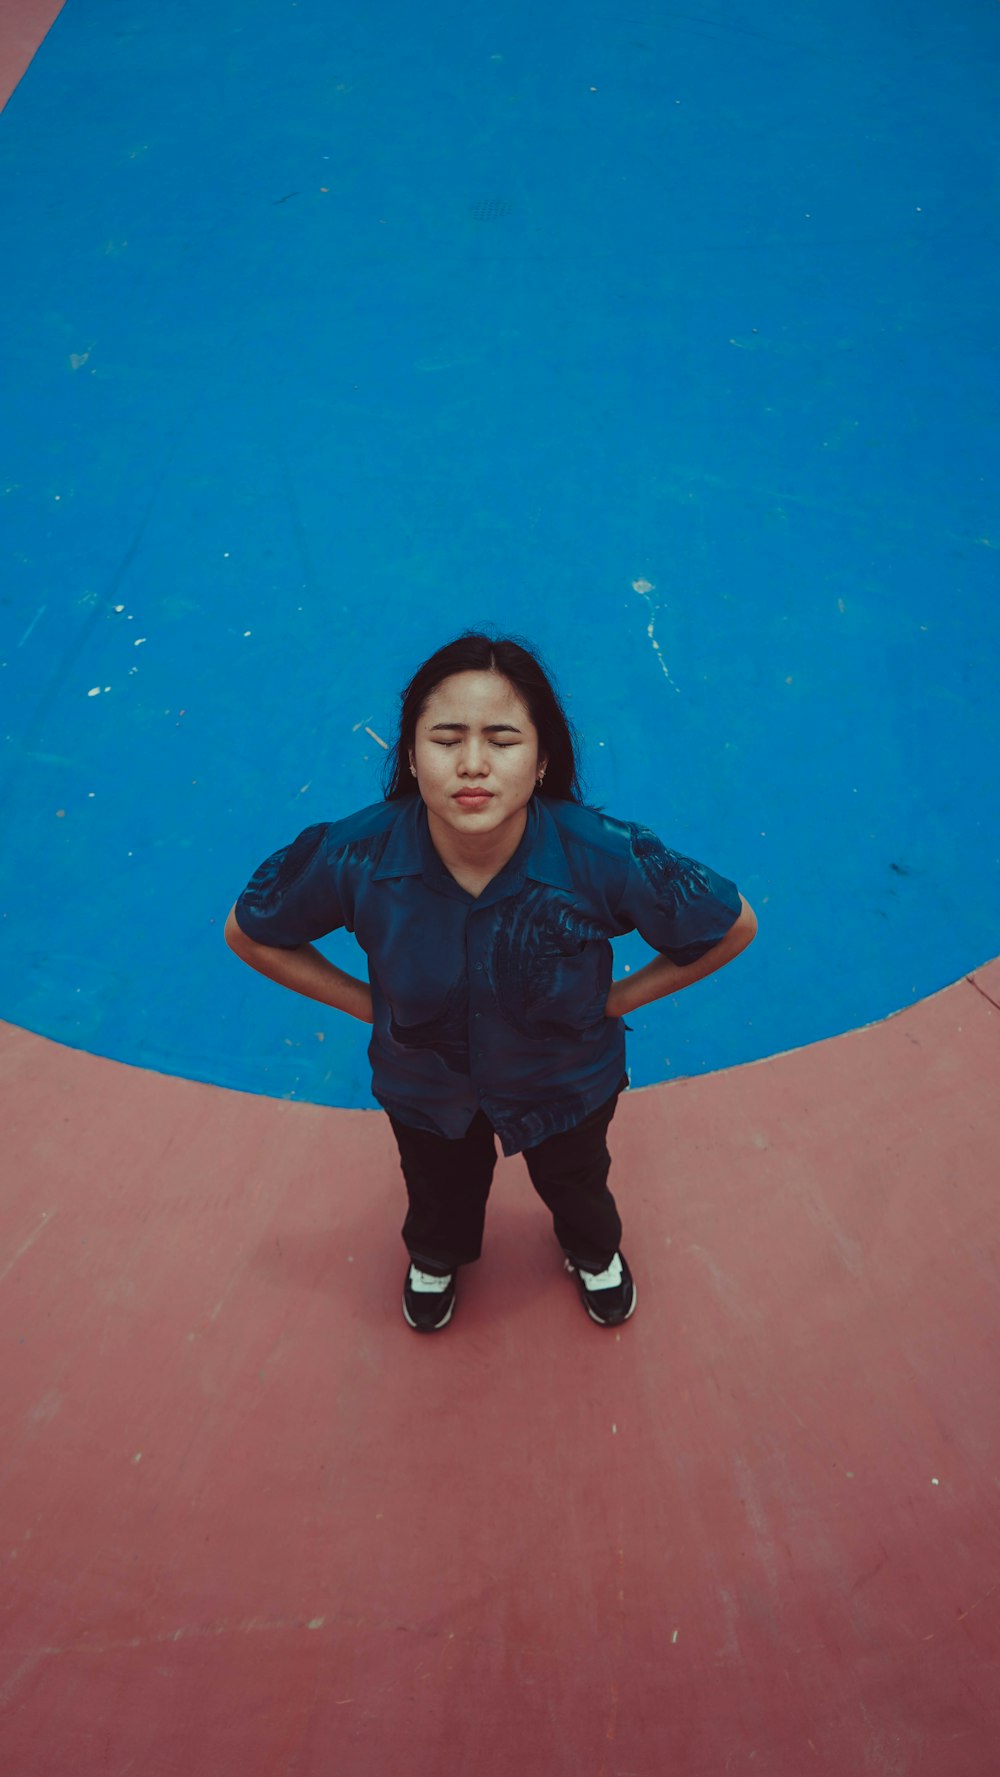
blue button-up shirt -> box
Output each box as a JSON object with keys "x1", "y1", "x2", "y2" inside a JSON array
[{"x1": 234, "y1": 796, "x2": 741, "y2": 1155}]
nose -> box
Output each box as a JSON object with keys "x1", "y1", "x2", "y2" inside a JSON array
[{"x1": 457, "y1": 739, "x2": 489, "y2": 777}]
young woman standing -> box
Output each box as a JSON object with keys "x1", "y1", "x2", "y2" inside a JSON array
[{"x1": 225, "y1": 633, "x2": 756, "y2": 1333}]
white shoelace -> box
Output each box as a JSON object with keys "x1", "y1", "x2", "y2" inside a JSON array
[
  {"x1": 577, "y1": 1253, "x2": 623, "y2": 1291},
  {"x1": 408, "y1": 1266, "x2": 453, "y2": 1294}
]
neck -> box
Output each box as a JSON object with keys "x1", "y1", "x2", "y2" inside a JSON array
[{"x1": 426, "y1": 804, "x2": 529, "y2": 886}]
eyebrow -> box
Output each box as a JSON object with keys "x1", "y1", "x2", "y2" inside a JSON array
[{"x1": 428, "y1": 722, "x2": 523, "y2": 734}]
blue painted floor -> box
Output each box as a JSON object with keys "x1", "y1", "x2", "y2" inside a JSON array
[{"x1": 2, "y1": 0, "x2": 998, "y2": 1107}]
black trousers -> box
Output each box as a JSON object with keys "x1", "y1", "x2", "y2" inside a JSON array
[{"x1": 388, "y1": 1090, "x2": 624, "y2": 1276}]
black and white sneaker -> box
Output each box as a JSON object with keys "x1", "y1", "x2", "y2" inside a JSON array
[
  {"x1": 403, "y1": 1264, "x2": 456, "y2": 1332},
  {"x1": 564, "y1": 1251, "x2": 636, "y2": 1327}
]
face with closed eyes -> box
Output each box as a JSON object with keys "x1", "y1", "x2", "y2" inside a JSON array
[{"x1": 409, "y1": 670, "x2": 547, "y2": 850}]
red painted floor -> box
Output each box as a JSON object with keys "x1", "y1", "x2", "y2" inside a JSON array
[{"x1": 3, "y1": 962, "x2": 999, "y2": 1774}]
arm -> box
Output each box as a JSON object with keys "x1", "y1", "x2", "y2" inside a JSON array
[
  {"x1": 224, "y1": 905, "x2": 373, "y2": 1023},
  {"x1": 605, "y1": 895, "x2": 757, "y2": 1020}
]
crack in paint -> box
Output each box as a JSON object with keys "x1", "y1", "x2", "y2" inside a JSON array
[
  {"x1": 965, "y1": 973, "x2": 1000, "y2": 1015},
  {"x1": 632, "y1": 579, "x2": 680, "y2": 693}
]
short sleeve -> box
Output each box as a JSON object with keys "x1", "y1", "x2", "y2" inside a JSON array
[
  {"x1": 234, "y1": 824, "x2": 345, "y2": 948},
  {"x1": 616, "y1": 824, "x2": 742, "y2": 965}
]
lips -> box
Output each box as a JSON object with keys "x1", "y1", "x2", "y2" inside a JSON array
[{"x1": 453, "y1": 791, "x2": 493, "y2": 806}]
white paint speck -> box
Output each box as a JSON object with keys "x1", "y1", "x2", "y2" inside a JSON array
[
  {"x1": 308, "y1": 1617, "x2": 325, "y2": 1629},
  {"x1": 931, "y1": 1477, "x2": 939, "y2": 1486},
  {"x1": 115, "y1": 604, "x2": 125, "y2": 613},
  {"x1": 244, "y1": 631, "x2": 252, "y2": 638},
  {"x1": 133, "y1": 1452, "x2": 142, "y2": 1463},
  {"x1": 87, "y1": 687, "x2": 101, "y2": 697},
  {"x1": 672, "y1": 1629, "x2": 679, "y2": 1644},
  {"x1": 134, "y1": 637, "x2": 147, "y2": 647}
]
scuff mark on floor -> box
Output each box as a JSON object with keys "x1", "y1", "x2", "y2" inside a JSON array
[{"x1": 0, "y1": 1208, "x2": 57, "y2": 1283}]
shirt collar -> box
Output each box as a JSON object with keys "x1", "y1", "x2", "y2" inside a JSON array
[
  {"x1": 373, "y1": 796, "x2": 425, "y2": 878},
  {"x1": 373, "y1": 796, "x2": 574, "y2": 892},
  {"x1": 523, "y1": 797, "x2": 574, "y2": 890}
]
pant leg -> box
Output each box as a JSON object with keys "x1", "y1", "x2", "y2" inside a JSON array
[
  {"x1": 521, "y1": 1091, "x2": 623, "y2": 1272},
  {"x1": 388, "y1": 1110, "x2": 498, "y2": 1273}
]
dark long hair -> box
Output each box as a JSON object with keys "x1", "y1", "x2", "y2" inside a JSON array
[{"x1": 383, "y1": 631, "x2": 583, "y2": 802}]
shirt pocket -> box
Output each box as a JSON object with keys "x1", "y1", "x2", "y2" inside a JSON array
[
  {"x1": 496, "y1": 898, "x2": 612, "y2": 1035},
  {"x1": 532, "y1": 939, "x2": 610, "y2": 1031}
]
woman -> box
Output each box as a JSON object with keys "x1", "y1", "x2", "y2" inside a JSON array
[{"x1": 225, "y1": 632, "x2": 756, "y2": 1333}]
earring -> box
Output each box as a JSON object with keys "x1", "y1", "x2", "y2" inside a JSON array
[
  {"x1": 536, "y1": 771, "x2": 546, "y2": 785},
  {"x1": 409, "y1": 765, "x2": 418, "y2": 778}
]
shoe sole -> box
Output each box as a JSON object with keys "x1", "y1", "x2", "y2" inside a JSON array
[
  {"x1": 583, "y1": 1281, "x2": 637, "y2": 1326},
  {"x1": 402, "y1": 1292, "x2": 456, "y2": 1332}
]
